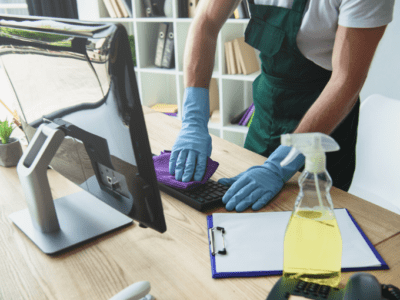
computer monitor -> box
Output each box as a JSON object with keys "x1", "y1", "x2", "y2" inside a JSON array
[{"x1": 0, "y1": 15, "x2": 167, "y2": 254}]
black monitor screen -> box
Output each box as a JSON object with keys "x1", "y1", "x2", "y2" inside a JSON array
[{"x1": 0, "y1": 15, "x2": 166, "y2": 233}]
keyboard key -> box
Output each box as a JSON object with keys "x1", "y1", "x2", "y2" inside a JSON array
[{"x1": 157, "y1": 179, "x2": 227, "y2": 211}]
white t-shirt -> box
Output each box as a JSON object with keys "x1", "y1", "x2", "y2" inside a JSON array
[{"x1": 253, "y1": 0, "x2": 395, "y2": 70}]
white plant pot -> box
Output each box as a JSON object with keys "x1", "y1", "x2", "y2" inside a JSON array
[{"x1": 0, "y1": 137, "x2": 23, "y2": 167}]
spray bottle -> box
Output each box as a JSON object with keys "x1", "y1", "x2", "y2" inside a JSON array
[{"x1": 280, "y1": 132, "x2": 342, "y2": 287}]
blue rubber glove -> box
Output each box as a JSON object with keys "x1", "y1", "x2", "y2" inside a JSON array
[
  {"x1": 218, "y1": 145, "x2": 305, "y2": 212},
  {"x1": 169, "y1": 87, "x2": 212, "y2": 182}
]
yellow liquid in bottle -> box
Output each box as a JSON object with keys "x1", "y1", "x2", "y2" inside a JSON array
[{"x1": 283, "y1": 209, "x2": 342, "y2": 287}]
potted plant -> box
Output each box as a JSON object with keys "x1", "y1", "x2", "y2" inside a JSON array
[{"x1": 0, "y1": 119, "x2": 23, "y2": 167}]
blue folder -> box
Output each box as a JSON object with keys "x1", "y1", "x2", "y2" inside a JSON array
[{"x1": 207, "y1": 208, "x2": 388, "y2": 279}]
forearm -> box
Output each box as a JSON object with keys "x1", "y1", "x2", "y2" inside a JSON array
[
  {"x1": 183, "y1": 0, "x2": 240, "y2": 89},
  {"x1": 184, "y1": 19, "x2": 217, "y2": 89},
  {"x1": 293, "y1": 76, "x2": 361, "y2": 134},
  {"x1": 294, "y1": 25, "x2": 387, "y2": 135}
]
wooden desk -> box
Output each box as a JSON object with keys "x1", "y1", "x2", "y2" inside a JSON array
[{"x1": 0, "y1": 107, "x2": 399, "y2": 299}]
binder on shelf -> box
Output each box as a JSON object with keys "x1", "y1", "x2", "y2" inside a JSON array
[
  {"x1": 188, "y1": 0, "x2": 199, "y2": 18},
  {"x1": 143, "y1": 0, "x2": 165, "y2": 17},
  {"x1": 178, "y1": 0, "x2": 188, "y2": 17},
  {"x1": 151, "y1": 0, "x2": 166, "y2": 16},
  {"x1": 242, "y1": 0, "x2": 250, "y2": 18},
  {"x1": 103, "y1": 0, "x2": 117, "y2": 18},
  {"x1": 207, "y1": 209, "x2": 388, "y2": 279},
  {"x1": 143, "y1": 0, "x2": 154, "y2": 17},
  {"x1": 161, "y1": 24, "x2": 175, "y2": 68},
  {"x1": 155, "y1": 23, "x2": 168, "y2": 67}
]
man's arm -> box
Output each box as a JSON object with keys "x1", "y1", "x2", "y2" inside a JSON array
[
  {"x1": 184, "y1": 0, "x2": 241, "y2": 88},
  {"x1": 294, "y1": 25, "x2": 387, "y2": 134},
  {"x1": 169, "y1": 0, "x2": 241, "y2": 182}
]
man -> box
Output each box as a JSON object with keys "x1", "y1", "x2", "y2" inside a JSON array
[{"x1": 169, "y1": 0, "x2": 395, "y2": 212}]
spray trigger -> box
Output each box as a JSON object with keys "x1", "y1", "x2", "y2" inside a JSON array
[{"x1": 280, "y1": 148, "x2": 301, "y2": 167}]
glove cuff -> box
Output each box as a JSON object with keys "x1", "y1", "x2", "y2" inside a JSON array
[
  {"x1": 264, "y1": 145, "x2": 305, "y2": 183},
  {"x1": 182, "y1": 87, "x2": 210, "y2": 127}
]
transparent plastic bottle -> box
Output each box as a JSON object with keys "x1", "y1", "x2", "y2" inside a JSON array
[{"x1": 280, "y1": 133, "x2": 343, "y2": 287}]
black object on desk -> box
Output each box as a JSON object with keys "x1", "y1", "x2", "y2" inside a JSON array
[
  {"x1": 266, "y1": 273, "x2": 400, "y2": 300},
  {"x1": 157, "y1": 179, "x2": 229, "y2": 211}
]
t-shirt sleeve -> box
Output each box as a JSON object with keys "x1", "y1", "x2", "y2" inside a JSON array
[{"x1": 338, "y1": 0, "x2": 395, "y2": 28}]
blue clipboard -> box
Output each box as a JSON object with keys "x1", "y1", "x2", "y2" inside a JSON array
[{"x1": 207, "y1": 208, "x2": 388, "y2": 279}]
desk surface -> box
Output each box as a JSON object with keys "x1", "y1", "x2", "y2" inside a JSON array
[{"x1": 0, "y1": 106, "x2": 399, "y2": 300}]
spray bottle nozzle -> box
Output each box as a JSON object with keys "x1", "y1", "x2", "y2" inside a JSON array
[{"x1": 280, "y1": 133, "x2": 340, "y2": 173}]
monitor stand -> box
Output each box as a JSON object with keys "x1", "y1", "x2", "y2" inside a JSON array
[{"x1": 9, "y1": 123, "x2": 133, "y2": 255}]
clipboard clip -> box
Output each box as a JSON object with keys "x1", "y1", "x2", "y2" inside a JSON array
[{"x1": 209, "y1": 226, "x2": 227, "y2": 256}]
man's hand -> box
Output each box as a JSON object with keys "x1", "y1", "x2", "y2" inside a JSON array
[
  {"x1": 169, "y1": 87, "x2": 212, "y2": 182},
  {"x1": 219, "y1": 146, "x2": 305, "y2": 212},
  {"x1": 219, "y1": 165, "x2": 285, "y2": 212}
]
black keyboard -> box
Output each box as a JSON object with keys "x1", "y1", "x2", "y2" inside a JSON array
[{"x1": 157, "y1": 179, "x2": 229, "y2": 212}]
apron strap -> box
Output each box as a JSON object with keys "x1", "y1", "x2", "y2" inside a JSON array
[
  {"x1": 247, "y1": 0, "x2": 308, "y2": 15},
  {"x1": 291, "y1": 0, "x2": 309, "y2": 14}
]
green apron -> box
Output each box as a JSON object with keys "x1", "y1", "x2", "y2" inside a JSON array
[{"x1": 243, "y1": 0, "x2": 360, "y2": 191}]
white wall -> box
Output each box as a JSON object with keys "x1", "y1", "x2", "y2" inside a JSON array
[
  {"x1": 0, "y1": 65, "x2": 18, "y2": 121},
  {"x1": 360, "y1": 1, "x2": 400, "y2": 101}
]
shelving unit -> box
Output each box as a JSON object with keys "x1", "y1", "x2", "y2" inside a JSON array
[
  {"x1": 0, "y1": 0, "x2": 28, "y2": 15},
  {"x1": 77, "y1": 0, "x2": 262, "y2": 147}
]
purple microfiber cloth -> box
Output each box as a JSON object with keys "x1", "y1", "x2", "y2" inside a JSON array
[
  {"x1": 164, "y1": 112, "x2": 178, "y2": 117},
  {"x1": 153, "y1": 150, "x2": 219, "y2": 190}
]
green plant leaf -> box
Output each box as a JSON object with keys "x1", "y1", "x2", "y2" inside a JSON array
[
  {"x1": 128, "y1": 35, "x2": 136, "y2": 67},
  {"x1": 0, "y1": 119, "x2": 15, "y2": 144}
]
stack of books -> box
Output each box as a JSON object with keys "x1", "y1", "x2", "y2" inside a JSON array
[
  {"x1": 225, "y1": 37, "x2": 260, "y2": 75},
  {"x1": 155, "y1": 23, "x2": 175, "y2": 69},
  {"x1": 102, "y1": 0, "x2": 132, "y2": 18},
  {"x1": 231, "y1": 103, "x2": 255, "y2": 127},
  {"x1": 151, "y1": 103, "x2": 178, "y2": 117}
]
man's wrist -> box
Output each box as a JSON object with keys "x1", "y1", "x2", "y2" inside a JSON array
[
  {"x1": 182, "y1": 87, "x2": 210, "y2": 126},
  {"x1": 263, "y1": 145, "x2": 305, "y2": 182}
]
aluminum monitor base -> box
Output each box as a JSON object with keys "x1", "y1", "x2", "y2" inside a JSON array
[{"x1": 9, "y1": 190, "x2": 133, "y2": 255}]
